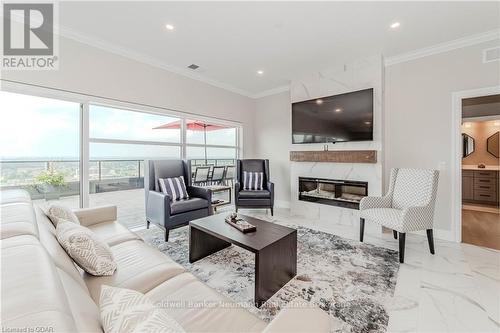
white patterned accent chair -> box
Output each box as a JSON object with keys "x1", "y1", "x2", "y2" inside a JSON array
[{"x1": 359, "y1": 168, "x2": 440, "y2": 263}]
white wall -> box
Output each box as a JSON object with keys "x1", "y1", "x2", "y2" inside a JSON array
[
  {"x1": 253, "y1": 91, "x2": 291, "y2": 207},
  {"x1": 254, "y1": 40, "x2": 500, "y2": 239},
  {"x1": 385, "y1": 39, "x2": 500, "y2": 234},
  {"x1": 0, "y1": 35, "x2": 256, "y2": 156}
]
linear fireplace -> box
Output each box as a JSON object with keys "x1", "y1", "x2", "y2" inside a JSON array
[{"x1": 298, "y1": 177, "x2": 368, "y2": 209}]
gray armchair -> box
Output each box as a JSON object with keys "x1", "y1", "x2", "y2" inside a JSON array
[
  {"x1": 235, "y1": 159, "x2": 274, "y2": 215},
  {"x1": 145, "y1": 160, "x2": 212, "y2": 241}
]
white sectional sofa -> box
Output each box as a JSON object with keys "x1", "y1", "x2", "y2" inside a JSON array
[{"x1": 0, "y1": 189, "x2": 331, "y2": 333}]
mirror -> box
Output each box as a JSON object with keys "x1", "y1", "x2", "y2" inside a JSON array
[
  {"x1": 462, "y1": 134, "x2": 475, "y2": 158},
  {"x1": 487, "y1": 131, "x2": 499, "y2": 158}
]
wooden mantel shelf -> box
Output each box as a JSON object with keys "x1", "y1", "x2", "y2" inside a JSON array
[{"x1": 290, "y1": 150, "x2": 377, "y2": 164}]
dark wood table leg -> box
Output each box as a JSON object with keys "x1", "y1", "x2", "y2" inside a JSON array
[
  {"x1": 254, "y1": 230, "x2": 297, "y2": 307},
  {"x1": 189, "y1": 226, "x2": 231, "y2": 263}
]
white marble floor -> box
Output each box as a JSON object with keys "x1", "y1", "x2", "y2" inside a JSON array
[{"x1": 237, "y1": 208, "x2": 500, "y2": 333}]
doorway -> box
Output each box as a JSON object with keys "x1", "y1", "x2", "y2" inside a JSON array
[{"x1": 456, "y1": 91, "x2": 500, "y2": 249}]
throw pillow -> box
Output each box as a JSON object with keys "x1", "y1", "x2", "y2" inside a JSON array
[
  {"x1": 45, "y1": 203, "x2": 80, "y2": 227},
  {"x1": 56, "y1": 221, "x2": 117, "y2": 276},
  {"x1": 243, "y1": 171, "x2": 264, "y2": 190},
  {"x1": 100, "y1": 285, "x2": 185, "y2": 333},
  {"x1": 159, "y1": 176, "x2": 189, "y2": 201}
]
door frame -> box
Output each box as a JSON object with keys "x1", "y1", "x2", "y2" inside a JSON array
[{"x1": 451, "y1": 85, "x2": 500, "y2": 242}]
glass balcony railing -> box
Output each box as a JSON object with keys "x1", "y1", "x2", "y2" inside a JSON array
[
  {"x1": 0, "y1": 158, "x2": 236, "y2": 200},
  {"x1": 0, "y1": 159, "x2": 144, "y2": 200}
]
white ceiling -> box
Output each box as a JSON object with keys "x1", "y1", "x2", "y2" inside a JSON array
[{"x1": 59, "y1": 1, "x2": 500, "y2": 97}]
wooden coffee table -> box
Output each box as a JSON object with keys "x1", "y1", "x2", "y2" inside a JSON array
[{"x1": 189, "y1": 214, "x2": 297, "y2": 307}]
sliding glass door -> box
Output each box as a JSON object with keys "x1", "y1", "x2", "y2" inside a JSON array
[
  {"x1": 0, "y1": 91, "x2": 81, "y2": 208},
  {"x1": 88, "y1": 104, "x2": 181, "y2": 228},
  {"x1": 0, "y1": 88, "x2": 242, "y2": 229}
]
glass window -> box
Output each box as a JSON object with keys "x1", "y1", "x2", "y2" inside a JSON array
[
  {"x1": 0, "y1": 91, "x2": 81, "y2": 208},
  {"x1": 89, "y1": 105, "x2": 180, "y2": 143},
  {"x1": 186, "y1": 119, "x2": 237, "y2": 147}
]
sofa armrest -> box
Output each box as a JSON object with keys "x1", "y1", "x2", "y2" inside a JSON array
[
  {"x1": 146, "y1": 190, "x2": 171, "y2": 225},
  {"x1": 359, "y1": 195, "x2": 391, "y2": 210},
  {"x1": 263, "y1": 298, "x2": 331, "y2": 333},
  {"x1": 187, "y1": 186, "x2": 212, "y2": 202},
  {"x1": 73, "y1": 205, "x2": 117, "y2": 227},
  {"x1": 234, "y1": 182, "x2": 241, "y2": 204},
  {"x1": 267, "y1": 181, "x2": 275, "y2": 206}
]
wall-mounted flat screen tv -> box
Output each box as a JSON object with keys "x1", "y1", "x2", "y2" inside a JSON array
[{"x1": 292, "y1": 88, "x2": 374, "y2": 144}]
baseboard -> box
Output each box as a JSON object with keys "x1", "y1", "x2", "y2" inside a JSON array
[
  {"x1": 409, "y1": 229, "x2": 456, "y2": 242},
  {"x1": 275, "y1": 200, "x2": 291, "y2": 209}
]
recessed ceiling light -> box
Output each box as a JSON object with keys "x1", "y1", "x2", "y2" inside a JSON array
[
  {"x1": 335, "y1": 108, "x2": 342, "y2": 112},
  {"x1": 365, "y1": 121, "x2": 371, "y2": 125},
  {"x1": 464, "y1": 123, "x2": 472, "y2": 128},
  {"x1": 257, "y1": 70, "x2": 264, "y2": 75},
  {"x1": 316, "y1": 99, "x2": 323, "y2": 105},
  {"x1": 165, "y1": 24, "x2": 175, "y2": 31},
  {"x1": 390, "y1": 22, "x2": 400, "y2": 29}
]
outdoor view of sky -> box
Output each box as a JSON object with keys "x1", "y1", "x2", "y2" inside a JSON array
[{"x1": 0, "y1": 91, "x2": 237, "y2": 160}]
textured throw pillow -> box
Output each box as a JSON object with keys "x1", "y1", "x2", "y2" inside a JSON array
[
  {"x1": 100, "y1": 285, "x2": 185, "y2": 333},
  {"x1": 56, "y1": 221, "x2": 117, "y2": 276},
  {"x1": 243, "y1": 171, "x2": 264, "y2": 190},
  {"x1": 159, "y1": 176, "x2": 189, "y2": 201},
  {"x1": 46, "y1": 203, "x2": 80, "y2": 227}
]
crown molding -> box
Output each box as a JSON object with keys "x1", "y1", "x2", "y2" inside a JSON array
[
  {"x1": 384, "y1": 29, "x2": 500, "y2": 66},
  {"x1": 57, "y1": 25, "x2": 499, "y2": 99},
  {"x1": 251, "y1": 85, "x2": 290, "y2": 99},
  {"x1": 57, "y1": 26, "x2": 256, "y2": 98}
]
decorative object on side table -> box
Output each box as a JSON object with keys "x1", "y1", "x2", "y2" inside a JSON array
[
  {"x1": 225, "y1": 212, "x2": 256, "y2": 233},
  {"x1": 478, "y1": 163, "x2": 486, "y2": 169}
]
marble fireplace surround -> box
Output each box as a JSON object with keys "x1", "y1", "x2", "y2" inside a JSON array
[{"x1": 289, "y1": 55, "x2": 384, "y2": 227}]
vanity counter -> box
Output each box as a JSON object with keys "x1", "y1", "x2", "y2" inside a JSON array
[{"x1": 462, "y1": 165, "x2": 500, "y2": 171}]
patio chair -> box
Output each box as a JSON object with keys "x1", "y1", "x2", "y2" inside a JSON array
[{"x1": 210, "y1": 166, "x2": 226, "y2": 185}]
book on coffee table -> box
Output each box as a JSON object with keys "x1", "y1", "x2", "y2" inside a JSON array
[{"x1": 225, "y1": 216, "x2": 256, "y2": 233}]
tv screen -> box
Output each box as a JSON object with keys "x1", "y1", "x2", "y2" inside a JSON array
[{"x1": 292, "y1": 88, "x2": 374, "y2": 144}]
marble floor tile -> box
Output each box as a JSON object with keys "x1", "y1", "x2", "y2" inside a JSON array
[{"x1": 243, "y1": 208, "x2": 500, "y2": 333}]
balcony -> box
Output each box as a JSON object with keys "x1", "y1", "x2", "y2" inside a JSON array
[{"x1": 1, "y1": 159, "x2": 235, "y2": 230}]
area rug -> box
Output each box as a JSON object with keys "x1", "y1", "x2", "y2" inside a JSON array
[{"x1": 137, "y1": 224, "x2": 399, "y2": 333}]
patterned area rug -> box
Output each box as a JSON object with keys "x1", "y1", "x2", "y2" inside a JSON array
[{"x1": 137, "y1": 224, "x2": 399, "y2": 333}]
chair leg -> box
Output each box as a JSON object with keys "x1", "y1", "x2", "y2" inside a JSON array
[
  {"x1": 398, "y1": 233, "x2": 406, "y2": 263},
  {"x1": 270, "y1": 207, "x2": 274, "y2": 216},
  {"x1": 165, "y1": 228, "x2": 170, "y2": 242},
  {"x1": 359, "y1": 218, "x2": 365, "y2": 242},
  {"x1": 146, "y1": 220, "x2": 150, "y2": 229},
  {"x1": 235, "y1": 207, "x2": 238, "y2": 213},
  {"x1": 393, "y1": 230, "x2": 397, "y2": 239},
  {"x1": 426, "y1": 229, "x2": 435, "y2": 255}
]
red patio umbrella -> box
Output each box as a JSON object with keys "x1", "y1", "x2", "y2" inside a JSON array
[{"x1": 153, "y1": 120, "x2": 227, "y2": 163}]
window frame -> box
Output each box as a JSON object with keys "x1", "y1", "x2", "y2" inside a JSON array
[{"x1": 0, "y1": 82, "x2": 243, "y2": 208}]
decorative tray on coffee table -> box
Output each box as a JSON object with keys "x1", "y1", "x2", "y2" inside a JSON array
[{"x1": 225, "y1": 214, "x2": 256, "y2": 233}]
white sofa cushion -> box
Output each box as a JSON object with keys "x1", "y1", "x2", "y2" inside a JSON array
[
  {"x1": 146, "y1": 273, "x2": 266, "y2": 333},
  {"x1": 56, "y1": 221, "x2": 117, "y2": 276},
  {"x1": 46, "y1": 203, "x2": 80, "y2": 226},
  {"x1": 1, "y1": 235, "x2": 77, "y2": 332},
  {"x1": 100, "y1": 285, "x2": 184, "y2": 333},
  {"x1": 84, "y1": 240, "x2": 185, "y2": 303},
  {"x1": 0, "y1": 202, "x2": 39, "y2": 240},
  {"x1": 87, "y1": 220, "x2": 141, "y2": 246}
]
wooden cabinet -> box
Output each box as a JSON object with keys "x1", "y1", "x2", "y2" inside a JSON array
[
  {"x1": 462, "y1": 172, "x2": 474, "y2": 201},
  {"x1": 462, "y1": 169, "x2": 499, "y2": 205}
]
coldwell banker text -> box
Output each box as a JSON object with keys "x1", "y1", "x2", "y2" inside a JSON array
[{"x1": 2, "y1": 2, "x2": 59, "y2": 70}]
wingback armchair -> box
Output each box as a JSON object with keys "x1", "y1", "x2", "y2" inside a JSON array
[
  {"x1": 145, "y1": 160, "x2": 212, "y2": 241},
  {"x1": 359, "y1": 168, "x2": 439, "y2": 263},
  {"x1": 234, "y1": 159, "x2": 274, "y2": 215}
]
